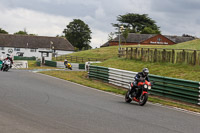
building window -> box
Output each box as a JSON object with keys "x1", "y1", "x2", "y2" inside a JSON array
[
  {"x1": 0, "y1": 47, "x2": 4, "y2": 50},
  {"x1": 157, "y1": 38, "x2": 162, "y2": 42},
  {"x1": 14, "y1": 48, "x2": 20, "y2": 51},
  {"x1": 30, "y1": 49, "x2": 37, "y2": 52}
]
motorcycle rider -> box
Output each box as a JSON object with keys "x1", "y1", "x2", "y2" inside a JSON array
[
  {"x1": 129, "y1": 68, "x2": 150, "y2": 99},
  {"x1": 1, "y1": 54, "x2": 13, "y2": 71},
  {"x1": 64, "y1": 59, "x2": 68, "y2": 68}
]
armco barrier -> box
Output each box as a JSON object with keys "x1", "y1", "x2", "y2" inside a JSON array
[
  {"x1": 89, "y1": 65, "x2": 109, "y2": 82},
  {"x1": 88, "y1": 65, "x2": 200, "y2": 105},
  {"x1": 45, "y1": 60, "x2": 57, "y2": 67},
  {"x1": 149, "y1": 75, "x2": 200, "y2": 105},
  {"x1": 0, "y1": 60, "x2": 2, "y2": 68},
  {"x1": 45, "y1": 60, "x2": 86, "y2": 70},
  {"x1": 109, "y1": 68, "x2": 137, "y2": 88},
  {"x1": 79, "y1": 64, "x2": 85, "y2": 69}
]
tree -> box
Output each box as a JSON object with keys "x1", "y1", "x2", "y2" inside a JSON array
[
  {"x1": 14, "y1": 29, "x2": 37, "y2": 36},
  {"x1": 0, "y1": 28, "x2": 8, "y2": 34},
  {"x1": 14, "y1": 30, "x2": 28, "y2": 35},
  {"x1": 182, "y1": 34, "x2": 196, "y2": 38},
  {"x1": 108, "y1": 32, "x2": 115, "y2": 41},
  {"x1": 112, "y1": 13, "x2": 161, "y2": 34},
  {"x1": 122, "y1": 28, "x2": 130, "y2": 44},
  {"x1": 63, "y1": 19, "x2": 92, "y2": 50},
  {"x1": 141, "y1": 27, "x2": 160, "y2": 34}
]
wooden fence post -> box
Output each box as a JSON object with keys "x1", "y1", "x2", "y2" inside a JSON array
[
  {"x1": 126, "y1": 47, "x2": 128, "y2": 59},
  {"x1": 162, "y1": 49, "x2": 166, "y2": 62},
  {"x1": 141, "y1": 48, "x2": 144, "y2": 60},
  {"x1": 172, "y1": 49, "x2": 175, "y2": 63},
  {"x1": 154, "y1": 49, "x2": 157, "y2": 62},
  {"x1": 182, "y1": 50, "x2": 185, "y2": 63},
  {"x1": 148, "y1": 48, "x2": 150, "y2": 61},
  {"x1": 118, "y1": 47, "x2": 121, "y2": 57},
  {"x1": 135, "y1": 48, "x2": 138, "y2": 59},
  {"x1": 194, "y1": 50, "x2": 197, "y2": 65},
  {"x1": 130, "y1": 48, "x2": 133, "y2": 59}
]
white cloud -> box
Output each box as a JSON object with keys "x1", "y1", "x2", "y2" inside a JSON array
[
  {"x1": 90, "y1": 28, "x2": 108, "y2": 48},
  {"x1": 95, "y1": 6, "x2": 106, "y2": 19},
  {"x1": 1, "y1": 0, "x2": 200, "y2": 49},
  {"x1": 0, "y1": 7, "x2": 72, "y2": 36}
]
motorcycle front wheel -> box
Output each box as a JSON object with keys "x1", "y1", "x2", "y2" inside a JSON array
[
  {"x1": 139, "y1": 93, "x2": 148, "y2": 106},
  {"x1": 125, "y1": 91, "x2": 132, "y2": 103}
]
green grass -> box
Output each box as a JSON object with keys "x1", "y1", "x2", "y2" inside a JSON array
[
  {"x1": 26, "y1": 60, "x2": 59, "y2": 70},
  {"x1": 40, "y1": 71, "x2": 125, "y2": 95},
  {"x1": 59, "y1": 39, "x2": 200, "y2": 81},
  {"x1": 39, "y1": 71, "x2": 200, "y2": 113},
  {"x1": 67, "y1": 45, "x2": 165, "y2": 59},
  {"x1": 96, "y1": 58, "x2": 200, "y2": 81},
  {"x1": 163, "y1": 39, "x2": 200, "y2": 50}
]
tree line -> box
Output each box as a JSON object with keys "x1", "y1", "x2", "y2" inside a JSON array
[{"x1": 2, "y1": 13, "x2": 192, "y2": 50}]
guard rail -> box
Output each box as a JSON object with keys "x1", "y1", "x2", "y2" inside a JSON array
[{"x1": 88, "y1": 65, "x2": 200, "y2": 105}]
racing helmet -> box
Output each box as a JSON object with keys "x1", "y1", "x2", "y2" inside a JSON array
[{"x1": 143, "y1": 68, "x2": 149, "y2": 76}]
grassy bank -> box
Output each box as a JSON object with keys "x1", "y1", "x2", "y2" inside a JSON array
[
  {"x1": 96, "y1": 58, "x2": 200, "y2": 81},
  {"x1": 39, "y1": 71, "x2": 200, "y2": 113},
  {"x1": 59, "y1": 39, "x2": 200, "y2": 81}
]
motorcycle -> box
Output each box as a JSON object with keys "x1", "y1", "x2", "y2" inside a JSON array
[
  {"x1": 67, "y1": 63, "x2": 72, "y2": 70},
  {"x1": 125, "y1": 78, "x2": 152, "y2": 106},
  {"x1": 2, "y1": 59, "x2": 11, "y2": 72}
]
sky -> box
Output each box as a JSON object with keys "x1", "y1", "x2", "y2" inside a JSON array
[{"x1": 0, "y1": 0, "x2": 200, "y2": 48}]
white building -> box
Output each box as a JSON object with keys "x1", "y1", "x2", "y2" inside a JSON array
[{"x1": 0, "y1": 34, "x2": 74, "y2": 60}]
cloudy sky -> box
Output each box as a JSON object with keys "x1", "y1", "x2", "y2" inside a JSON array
[{"x1": 0, "y1": 0, "x2": 200, "y2": 48}]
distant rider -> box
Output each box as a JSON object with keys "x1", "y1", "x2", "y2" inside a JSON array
[
  {"x1": 1, "y1": 54, "x2": 13, "y2": 71},
  {"x1": 129, "y1": 68, "x2": 150, "y2": 98},
  {"x1": 64, "y1": 59, "x2": 68, "y2": 68}
]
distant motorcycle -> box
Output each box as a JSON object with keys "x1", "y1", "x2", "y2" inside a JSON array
[
  {"x1": 125, "y1": 78, "x2": 152, "y2": 106},
  {"x1": 67, "y1": 63, "x2": 72, "y2": 70},
  {"x1": 2, "y1": 59, "x2": 11, "y2": 72}
]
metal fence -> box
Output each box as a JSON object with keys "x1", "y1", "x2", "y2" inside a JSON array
[{"x1": 88, "y1": 65, "x2": 200, "y2": 105}]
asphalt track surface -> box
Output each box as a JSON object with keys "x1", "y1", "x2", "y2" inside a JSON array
[{"x1": 0, "y1": 70, "x2": 199, "y2": 133}]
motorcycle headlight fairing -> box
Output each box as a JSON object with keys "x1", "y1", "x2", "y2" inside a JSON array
[{"x1": 148, "y1": 86, "x2": 151, "y2": 90}]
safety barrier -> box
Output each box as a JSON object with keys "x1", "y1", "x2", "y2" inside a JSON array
[
  {"x1": 88, "y1": 65, "x2": 200, "y2": 105},
  {"x1": 45, "y1": 60, "x2": 57, "y2": 67},
  {"x1": 44, "y1": 60, "x2": 85, "y2": 70},
  {"x1": 0, "y1": 60, "x2": 2, "y2": 68},
  {"x1": 14, "y1": 56, "x2": 36, "y2": 60}
]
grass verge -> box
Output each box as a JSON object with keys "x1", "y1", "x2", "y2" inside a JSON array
[
  {"x1": 21, "y1": 61, "x2": 60, "y2": 70},
  {"x1": 95, "y1": 58, "x2": 200, "y2": 81},
  {"x1": 39, "y1": 70, "x2": 200, "y2": 113}
]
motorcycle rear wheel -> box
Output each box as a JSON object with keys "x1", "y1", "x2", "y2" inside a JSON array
[
  {"x1": 139, "y1": 93, "x2": 148, "y2": 106},
  {"x1": 125, "y1": 91, "x2": 132, "y2": 103}
]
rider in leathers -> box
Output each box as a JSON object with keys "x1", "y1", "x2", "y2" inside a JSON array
[
  {"x1": 129, "y1": 68, "x2": 150, "y2": 98},
  {"x1": 1, "y1": 55, "x2": 13, "y2": 71}
]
